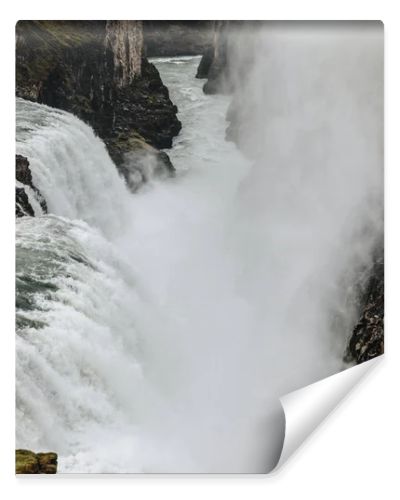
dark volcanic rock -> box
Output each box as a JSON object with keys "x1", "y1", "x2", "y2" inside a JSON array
[
  {"x1": 102, "y1": 58, "x2": 181, "y2": 155},
  {"x1": 196, "y1": 47, "x2": 214, "y2": 79},
  {"x1": 16, "y1": 21, "x2": 181, "y2": 177},
  {"x1": 201, "y1": 21, "x2": 233, "y2": 95},
  {"x1": 16, "y1": 154, "x2": 47, "y2": 217},
  {"x1": 16, "y1": 449, "x2": 57, "y2": 474},
  {"x1": 112, "y1": 131, "x2": 175, "y2": 192},
  {"x1": 16, "y1": 154, "x2": 33, "y2": 185},
  {"x1": 143, "y1": 21, "x2": 213, "y2": 57},
  {"x1": 16, "y1": 187, "x2": 34, "y2": 217},
  {"x1": 347, "y1": 251, "x2": 384, "y2": 364},
  {"x1": 199, "y1": 21, "x2": 257, "y2": 98}
]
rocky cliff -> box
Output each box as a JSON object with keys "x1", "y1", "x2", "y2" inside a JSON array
[
  {"x1": 197, "y1": 21, "x2": 232, "y2": 94},
  {"x1": 346, "y1": 251, "x2": 384, "y2": 363},
  {"x1": 143, "y1": 21, "x2": 213, "y2": 57},
  {"x1": 197, "y1": 21, "x2": 256, "y2": 94},
  {"x1": 16, "y1": 21, "x2": 181, "y2": 187}
]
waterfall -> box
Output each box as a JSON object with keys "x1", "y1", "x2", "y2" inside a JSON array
[
  {"x1": 16, "y1": 44, "x2": 382, "y2": 473},
  {"x1": 16, "y1": 99, "x2": 131, "y2": 236},
  {"x1": 16, "y1": 90, "x2": 270, "y2": 473}
]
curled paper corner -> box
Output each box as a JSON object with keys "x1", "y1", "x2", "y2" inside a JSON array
[{"x1": 272, "y1": 355, "x2": 383, "y2": 472}]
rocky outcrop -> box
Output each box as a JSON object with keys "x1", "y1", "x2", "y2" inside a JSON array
[
  {"x1": 105, "y1": 21, "x2": 143, "y2": 87},
  {"x1": 16, "y1": 449, "x2": 57, "y2": 474},
  {"x1": 199, "y1": 21, "x2": 233, "y2": 94},
  {"x1": 16, "y1": 154, "x2": 34, "y2": 186},
  {"x1": 347, "y1": 251, "x2": 384, "y2": 363},
  {"x1": 198, "y1": 21, "x2": 256, "y2": 92},
  {"x1": 16, "y1": 21, "x2": 181, "y2": 183},
  {"x1": 115, "y1": 132, "x2": 175, "y2": 192},
  {"x1": 16, "y1": 154, "x2": 47, "y2": 217},
  {"x1": 143, "y1": 21, "x2": 213, "y2": 57},
  {"x1": 195, "y1": 47, "x2": 214, "y2": 79},
  {"x1": 16, "y1": 188, "x2": 34, "y2": 218}
]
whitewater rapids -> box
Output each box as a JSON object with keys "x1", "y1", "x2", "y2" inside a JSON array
[{"x1": 16, "y1": 48, "x2": 382, "y2": 473}]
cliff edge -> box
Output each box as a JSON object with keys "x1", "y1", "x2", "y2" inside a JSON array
[{"x1": 16, "y1": 21, "x2": 181, "y2": 187}]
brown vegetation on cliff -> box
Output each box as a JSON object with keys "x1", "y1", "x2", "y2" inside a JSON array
[{"x1": 16, "y1": 449, "x2": 57, "y2": 474}]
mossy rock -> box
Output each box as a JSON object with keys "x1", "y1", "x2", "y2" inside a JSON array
[
  {"x1": 16, "y1": 450, "x2": 39, "y2": 474},
  {"x1": 106, "y1": 130, "x2": 175, "y2": 191},
  {"x1": 16, "y1": 449, "x2": 57, "y2": 474},
  {"x1": 37, "y1": 452, "x2": 58, "y2": 474}
]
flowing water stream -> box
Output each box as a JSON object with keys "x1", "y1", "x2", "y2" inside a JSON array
[{"x1": 16, "y1": 55, "x2": 373, "y2": 472}]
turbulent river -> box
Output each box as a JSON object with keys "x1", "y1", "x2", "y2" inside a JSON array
[{"x1": 16, "y1": 55, "x2": 365, "y2": 473}]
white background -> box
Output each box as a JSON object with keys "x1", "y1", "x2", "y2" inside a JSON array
[{"x1": 1, "y1": 1, "x2": 398, "y2": 498}]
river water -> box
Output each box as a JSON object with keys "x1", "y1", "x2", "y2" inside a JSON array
[{"x1": 16, "y1": 56, "x2": 353, "y2": 472}]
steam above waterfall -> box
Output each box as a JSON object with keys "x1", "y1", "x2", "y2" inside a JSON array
[{"x1": 16, "y1": 23, "x2": 383, "y2": 473}]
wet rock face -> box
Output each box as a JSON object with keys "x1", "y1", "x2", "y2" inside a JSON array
[
  {"x1": 201, "y1": 21, "x2": 233, "y2": 95},
  {"x1": 16, "y1": 449, "x2": 57, "y2": 474},
  {"x1": 16, "y1": 154, "x2": 47, "y2": 217},
  {"x1": 16, "y1": 187, "x2": 34, "y2": 217},
  {"x1": 102, "y1": 57, "x2": 181, "y2": 157},
  {"x1": 16, "y1": 21, "x2": 181, "y2": 174},
  {"x1": 195, "y1": 47, "x2": 214, "y2": 79},
  {"x1": 105, "y1": 20, "x2": 143, "y2": 87},
  {"x1": 347, "y1": 252, "x2": 384, "y2": 363},
  {"x1": 143, "y1": 21, "x2": 213, "y2": 57},
  {"x1": 110, "y1": 130, "x2": 175, "y2": 192},
  {"x1": 16, "y1": 154, "x2": 33, "y2": 185}
]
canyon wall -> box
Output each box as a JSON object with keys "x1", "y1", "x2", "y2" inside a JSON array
[
  {"x1": 197, "y1": 21, "x2": 233, "y2": 94},
  {"x1": 346, "y1": 252, "x2": 384, "y2": 363},
  {"x1": 16, "y1": 21, "x2": 181, "y2": 177}
]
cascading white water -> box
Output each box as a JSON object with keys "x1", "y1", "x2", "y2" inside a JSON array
[
  {"x1": 16, "y1": 32, "x2": 382, "y2": 473},
  {"x1": 16, "y1": 77, "x2": 270, "y2": 472},
  {"x1": 16, "y1": 100, "x2": 131, "y2": 236}
]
